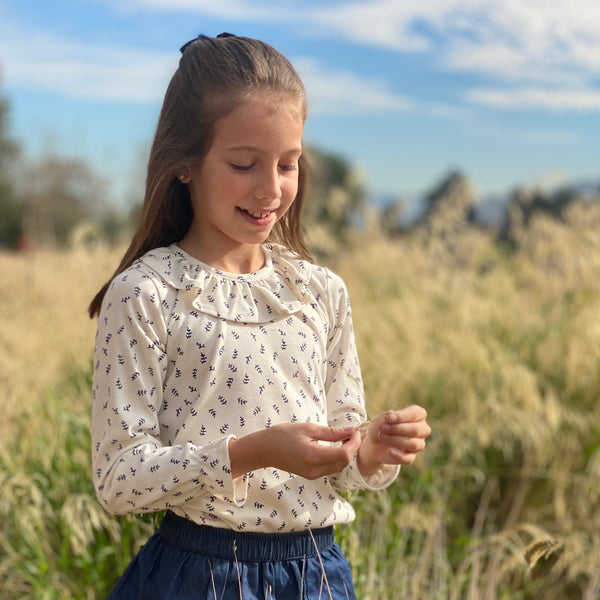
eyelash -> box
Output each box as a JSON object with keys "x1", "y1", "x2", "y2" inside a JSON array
[{"x1": 229, "y1": 163, "x2": 298, "y2": 172}]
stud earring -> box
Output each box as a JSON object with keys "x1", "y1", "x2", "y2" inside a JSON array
[{"x1": 178, "y1": 174, "x2": 186, "y2": 181}]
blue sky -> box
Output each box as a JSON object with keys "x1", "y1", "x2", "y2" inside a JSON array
[{"x1": 1, "y1": 0, "x2": 599, "y2": 210}]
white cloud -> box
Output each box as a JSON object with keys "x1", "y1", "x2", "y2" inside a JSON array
[
  {"x1": 119, "y1": 0, "x2": 294, "y2": 20},
  {"x1": 0, "y1": 27, "x2": 177, "y2": 102},
  {"x1": 0, "y1": 19, "x2": 415, "y2": 113},
  {"x1": 294, "y1": 58, "x2": 414, "y2": 114},
  {"x1": 465, "y1": 87, "x2": 600, "y2": 112},
  {"x1": 3, "y1": 0, "x2": 600, "y2": 114},
  {"x1": 440, "y1": 2, "x2": 600, "y2": 86},
  {"x1": 311, "y1": 0, "x2": 600, "y2": 87},
  {"x1": 309, "y1": 1, "x2": 437, "y2": 52},
  {"x1": 463, "y1": 121, "x2": 581, "y2": 145}
]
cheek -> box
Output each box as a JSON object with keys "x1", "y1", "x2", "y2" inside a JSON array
[
  {"x1": 214, "y1": 173, "x2": 247, "y2": 202},
  {"x1": 278, "y1": 190, "x2": 297, "y2": 217},
  {"x1": 282, "y1": 176, "x2": 299, "y2": 205}
]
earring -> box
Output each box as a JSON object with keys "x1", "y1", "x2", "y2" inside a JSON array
[{"x1": 178, "y1": 174, "x2": 186, "y2": 181}]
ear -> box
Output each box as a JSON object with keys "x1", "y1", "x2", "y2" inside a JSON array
[{"x1": 177, "y1": 170, "x2": 191, "y2": 184}]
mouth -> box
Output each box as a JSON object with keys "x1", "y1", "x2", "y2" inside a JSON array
[
  {"x1": 236, "y1": 206, "x2": 278, "y2": 226},
  {"x1": 245, "y1": 209, "x2": 273, "y2": 219}
]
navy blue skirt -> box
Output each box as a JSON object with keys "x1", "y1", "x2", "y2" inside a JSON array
[{"x1": 108, "y1": 512, "x2": 357, "y2": 599}]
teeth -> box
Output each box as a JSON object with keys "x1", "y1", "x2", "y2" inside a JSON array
[{"x1": 247, "y1": 210, "x2": 271, "y2": 218}]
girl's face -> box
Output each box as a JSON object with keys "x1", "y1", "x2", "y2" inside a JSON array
[{"x1": 181, "y1": 94, "x2": 305, "y2": 270}]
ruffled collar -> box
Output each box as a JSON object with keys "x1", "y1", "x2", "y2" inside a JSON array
[{"x1": 138, "y1": 243, "x2": 314, "y2": 323}]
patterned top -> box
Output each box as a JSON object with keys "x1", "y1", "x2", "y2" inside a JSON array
[{"x1": 92, "y1": 243, "x2": 399, "y2": 532}]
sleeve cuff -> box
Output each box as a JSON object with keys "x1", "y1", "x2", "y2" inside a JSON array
[
  {"x1": 329, "y1": 452, "x2": 400, "y2": 491},
  {"x1": 354, "y1": 455, "x2": 400, "y2": 490},
  {"x1": 194, "y1": 435, "x2": 249, "y2": 507}
]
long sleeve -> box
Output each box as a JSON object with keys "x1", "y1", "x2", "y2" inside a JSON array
[
  {"x1": 323, "y1": 274, "x2": 400, "y2": 491},
  {"x1": 91, "y1": 244, "x2": 396, "y2": 531},
  {"x1": 91, "y1": 268, "x2": 248, "y2": 515}
]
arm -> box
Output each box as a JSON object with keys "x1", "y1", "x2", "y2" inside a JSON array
[
  {"x1": 92, "y1": 270, "x2": 246, "y2": 514},
  {"x1": 228, "y1": 423, "x2": 362, "y2": 480},
  {"x1": 321, "y1": 274, "x2": 402, "y2": 490}
]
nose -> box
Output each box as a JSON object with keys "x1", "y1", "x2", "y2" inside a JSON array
[{"x1": 255, "y1": 164, "x2": 281, "y2": 201}]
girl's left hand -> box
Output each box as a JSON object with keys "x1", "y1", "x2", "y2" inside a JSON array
[{"x1": 357, "y1": 405, "x2": 431, "y2": 475}]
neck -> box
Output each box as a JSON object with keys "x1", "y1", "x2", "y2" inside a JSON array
[{"x1": 178, "y1": 239, "x2": 266, "y2": 273}]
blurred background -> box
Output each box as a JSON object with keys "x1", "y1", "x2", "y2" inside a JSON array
[
  {"x1": 1, "y1": 0, "x2": 599, "y2": 248},
  {"x1": 1, "y1": 2, "x2": 600, "y2": 599}
]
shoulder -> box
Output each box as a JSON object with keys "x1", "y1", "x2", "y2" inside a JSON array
[
  {"x1": 108, "y1": 248, "x2": 171, "y2": 293},
  {"x1": 101, "y1": 247, "x2": 176, "y2": 315},
  {"x1": 310, "y1": 262, "x2": 348, "y2": 295},
  {"x1": 268, "y1": 243, "x2": 350, "y2": 306}
]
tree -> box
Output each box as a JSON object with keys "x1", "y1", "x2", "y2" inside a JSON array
[
  {"x1": 415, "y1": 170, "x2": 476, "y2": 240},
  {"x1": 497, "y1": 183, "x2": 583, "y2": 246},
  {"x1": 379, "y1": 199, "x2": 405, "y2": 237},
  {"x1": 303, "y1": 146, "x2": 366, "y2": 254},
  {"x1": 21, "y1": 156, "x2": 110, "y2": 247},
  {"x1": 0, "y1": 76, "x2": 22, "y2": 249}
]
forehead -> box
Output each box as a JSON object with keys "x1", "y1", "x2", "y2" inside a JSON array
[{"x1": 211, "y1": 94, "x2": 305, "y2": 152}]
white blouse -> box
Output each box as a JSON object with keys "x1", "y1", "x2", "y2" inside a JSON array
[{"x1": 92, "y1": 243, "x2": 399, "y2": 532}]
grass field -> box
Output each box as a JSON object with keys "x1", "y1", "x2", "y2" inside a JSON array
[{"x1": 2, "y1": 205, "x2": 600, "y2": 598}]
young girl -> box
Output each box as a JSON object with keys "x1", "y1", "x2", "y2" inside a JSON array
[{"x1": 89, "y1": 33, "x2": 431, "y2": 599}]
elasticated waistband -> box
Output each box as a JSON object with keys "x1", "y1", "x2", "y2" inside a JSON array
[{"x1": 158, "y1": 512, "x2": 335, "y2": 562}]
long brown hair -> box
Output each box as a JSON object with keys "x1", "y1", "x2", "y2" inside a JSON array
[{"x1": 89, "y1": 34, "x2": 312, "y2": 318}]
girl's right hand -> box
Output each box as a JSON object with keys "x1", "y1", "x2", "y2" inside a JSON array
[{"x1": 229, "y1": 423, "x2": 361, "y2": 480}]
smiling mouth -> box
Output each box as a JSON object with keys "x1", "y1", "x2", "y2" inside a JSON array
[{"x1": 241, "y1": 208, "x2": 274, "y2": 219}]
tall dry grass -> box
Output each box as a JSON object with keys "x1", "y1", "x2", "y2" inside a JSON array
[
  {"x1": 0, "y1": 247, "x2": 119, "y2": 434},
  {"x1": 332, "y1": 202, "x2": 600, "y2": 599},
  {"x1": 1, "y1": 204, "x2": 600, "y2": 598},
  {"x1": 0, "y1": 246, "x2": 156, "y2": 598}
]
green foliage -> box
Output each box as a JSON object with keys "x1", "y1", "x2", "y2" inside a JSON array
[
  {"x1": 303, "y1": 146, "x2": 366, "y2": 255},
  {"x1": 0, "y1": 81, "x2": 128, "y2": 250},
  {"x1": 21, "y1": 157, "x2": 112, "y2": 247},
  {"x1": 0, "y1": 85, "x2": 22, "y2": 248},
  {"x1": 0, "y1": 364, "x2": 156, "y2": 599},
  {"x1": 0, "y1": 183, "x2": 22, "y2": 248}
]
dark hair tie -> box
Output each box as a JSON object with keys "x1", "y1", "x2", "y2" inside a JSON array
[{"x1": 180, "y1": 32, "x2": 236, "y2": 54}]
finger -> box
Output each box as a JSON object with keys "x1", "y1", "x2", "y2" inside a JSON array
[
  {"x1": 310, "y1": 425, "x2": 358, "y2": 443},
  {"x1": 380, "y1": 434, "x2": 426, "y2": 453},
  {"x1": 332, "y1": 429, "x2": 361, "y2": 457},
  {"x1": 390, "y1": 405, "x2": 428, "y2": 423},
  {"x1": 388, "y1": 448, "x2": 418, "y2": 465},
  {"x1": 304, "y1": 433, "x2": 361, "y2": 476},
  {"x1": 341, "y1": 429, "x2": 362, "y2": 453},
  {"x1": 380, "y1": 421, "x2": 432, "y2": 438}
]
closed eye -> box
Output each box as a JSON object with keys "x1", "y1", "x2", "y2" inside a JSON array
[{"x1": 230, "y1": 163, "x2": 254, "y2": 171}]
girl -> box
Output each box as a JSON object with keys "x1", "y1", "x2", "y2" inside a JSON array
[{"x1": 89, "y1": 33, "x2": 431, "y2": 599}]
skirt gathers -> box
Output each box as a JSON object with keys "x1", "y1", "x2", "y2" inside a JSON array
[{"x1": 107, "y1": 512, "x2": 357, "y2": 599}]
